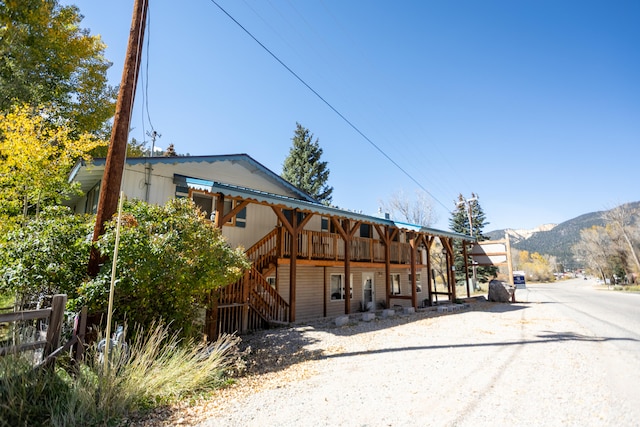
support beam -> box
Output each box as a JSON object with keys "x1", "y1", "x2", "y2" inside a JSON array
[
  {"x1": 425, "y1": 236, "x2": 434, "y2": 306},
  {"x1": 270, "y1": 208, "x2": 314, "y2": 322},
  {"x1": 409, "y1": 233, "x2": 418, "y2": 309},
  {"x1": 463, "y1": 243, "x2": 471, "y2": 298},
  {"x1": 374, "y1": 224, "x2": 395, "y2": 309},
  {"x1": 332, "y1": 217, "x2": 360, "y2": 314}
]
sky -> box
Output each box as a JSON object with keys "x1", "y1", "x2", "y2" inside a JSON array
[{"x1": 62, "y1": 0, "x2": 639, "y2": 232}]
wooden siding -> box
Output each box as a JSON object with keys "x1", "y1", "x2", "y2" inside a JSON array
[
  {"x1": 221, "y1": 203, "x2": 278, "y2": 250},
  {"x1": 291, "y1": 265, "x2": 325, "y2": 320}
]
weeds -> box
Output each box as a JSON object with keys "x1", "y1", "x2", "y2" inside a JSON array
[{"x1": 0, "y1": 323, "x2": 245, "y2": 426}]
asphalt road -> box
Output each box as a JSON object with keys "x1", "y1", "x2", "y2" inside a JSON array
[{"x1": 518, "y1": 278, "x2": 640, "y2": 403}]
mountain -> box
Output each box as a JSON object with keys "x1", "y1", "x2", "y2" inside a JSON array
[{"x1": 485, "y1": 201, "x2": 640, "y2": 270}]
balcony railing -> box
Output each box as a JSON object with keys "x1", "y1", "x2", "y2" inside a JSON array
[{"x1": 280, "y1": 229, "x2": 413, "y2": 264}]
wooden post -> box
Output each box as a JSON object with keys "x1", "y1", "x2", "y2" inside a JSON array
[
  {"x1": 506, "y1": 232, "x2": 516, "y2": 302},
  {"x1": 289, "y1": 211, "x2": 298, "y2": 322},
  {"x1": 44, "y1": 294, "x2": 67, "y2": 358},
  {"x1": 72, "y1": 306, "x2": 87, "y2": 362},
  {"x1": 463, "y1": 243, "x2": 471, "y2": 298},
  {"x1": 426, "y1": 236, "x2": 434, "y2": 306},
  {"x1": 409, "y1": 234, "x2": 418, "y2": 309},
  {"x1": 88, "y1": 0, "x2": 148, "y2": 277},
  {"x1": 241, "y1": 269, "x2": 250, "y2": 333}
]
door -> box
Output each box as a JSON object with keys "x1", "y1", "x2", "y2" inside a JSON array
[{"x1": 363, "y1": 273, "x2": 375, "y2": 311}]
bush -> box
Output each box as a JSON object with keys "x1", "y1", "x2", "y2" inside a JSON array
[
  {"x1": 0, "y1": 206, "x2": 93, "y2": 308},
  {"x1": 0, "y1": 198, "x2": 250, "y2": 338},
  {"x1": 79, "y1": 198, "x2": 250, "y2": 338}
]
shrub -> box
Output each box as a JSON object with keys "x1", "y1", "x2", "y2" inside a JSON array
[
  {"x1": 79, "y1": 198, "x2": 250, "y2": 338},
  {"x1": 0, "y1": 206, "x2": 93, "y2": 308}
]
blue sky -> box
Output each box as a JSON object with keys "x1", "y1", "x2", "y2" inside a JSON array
[{"x1": 64, "y1": 0, "x2": 639, "y2": 231}]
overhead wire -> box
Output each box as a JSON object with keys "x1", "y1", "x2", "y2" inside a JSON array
[{"x1": 208, "y1": 0, "x2": 453, "y2": 214}]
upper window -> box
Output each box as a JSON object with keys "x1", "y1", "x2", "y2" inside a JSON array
[
  {"x1": 193, "y1": 193, "x2": 214, "y2": 219},
  {"x1": 191, "y1": 192, "x2": 246, "y2": 226}
]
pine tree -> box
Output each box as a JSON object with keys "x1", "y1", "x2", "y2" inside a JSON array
[
  {"x1": 449, "y1": 193, "x2": 497, "y2": 284},
  {"x1": 282, "y1": 123, "x2": 333, "y2": 205}
]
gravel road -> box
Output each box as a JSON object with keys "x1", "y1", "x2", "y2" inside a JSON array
[{"x1": 135, "y1": 281, "x2": 640, "y2": 426}]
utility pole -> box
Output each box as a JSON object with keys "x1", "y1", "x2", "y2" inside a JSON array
[
  {"x1": 144, "y1": 130, "x2": 160, "y2": 202},
  {"x1": 88, "y1": 0, "x2": 149, "y2": 277}
]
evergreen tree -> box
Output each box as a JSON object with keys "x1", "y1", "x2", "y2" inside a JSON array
[
  {"x1": 282, "y1": 123, "x2": 333, "y2": 205},
  {"x1": 449, "y1": 193, "x2": 497, "y2": 284}
]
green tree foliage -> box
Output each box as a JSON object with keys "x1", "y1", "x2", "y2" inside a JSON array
[
  {"x1": 282, "y1": 122, "x2": 333, "y2": 205},
  {"x1": 80, "y1": 198, "x2": 250, "y2": 338},
  {"x1": 0, "y1": 0, "x2": 116, "y2": 137},
  {"x1": 0, "y1": 199, "x2": 250, "y2": 337},
  {"x1": 449, "y1": 193, "x2": 497, "y2": 283},
  {"x1": 0, "y1": 206, "x2": 93, "y2": 308}
]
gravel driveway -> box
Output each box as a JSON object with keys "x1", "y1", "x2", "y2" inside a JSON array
[{"x1": 134, "y1": 286, "x2": 640, "y2": 426}]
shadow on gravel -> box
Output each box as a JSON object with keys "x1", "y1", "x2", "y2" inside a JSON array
[
  {"x1": 239, "y1": 327, "x2": 325, "y2": 375},
  {"x1": 317, "y1": 331, "x2": 640, "y2": 361},
  {"x1": 237, "y1": 301, "x2": 543, "y2": 376}
]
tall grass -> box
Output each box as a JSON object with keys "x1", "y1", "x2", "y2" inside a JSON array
[{"x1": 0, "y1": 323, "x2": 243, "y2": 426}]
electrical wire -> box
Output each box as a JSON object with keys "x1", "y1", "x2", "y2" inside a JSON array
[{"x1": 208, "y1": 0, "x2": 452, "y2": 214}]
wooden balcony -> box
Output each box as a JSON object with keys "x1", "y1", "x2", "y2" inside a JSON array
[{"x1": 281, "y1": 229, "x2": 413, "y2": 264}]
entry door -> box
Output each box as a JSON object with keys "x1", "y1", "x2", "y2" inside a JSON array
[{"x1": 363, "y1": 273, "x2": 375, "y2": 311}]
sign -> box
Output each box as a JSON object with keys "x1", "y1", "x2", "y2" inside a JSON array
[
  {"x1": 513, "y1": 271, "x2": 526, "y2": 289},
  {"x1": 470, "y1": 242, "x2": 508, "y2": 266}
]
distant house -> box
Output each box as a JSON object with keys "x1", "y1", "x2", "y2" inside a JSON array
[{"x1": 67, "y1": 154, "x2": 473, "y2": 337}]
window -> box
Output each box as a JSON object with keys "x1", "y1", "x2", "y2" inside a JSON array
[
  {"x1": 85, "y1": 182, "x2": 101, "y2": 214},
  {"x1": 266, "y1": 276, "x2": 276, "y2": 289},
  {"x1": 191, "y1": 192, "x2": 247, "y2": 226},
  {"x1": 390, "y1": 273, "x2": 401, "y2": 295},
  {"x1": 193, "y1": 193, "x2": 214, "y2": 218},
  {"x1": 409, "y1": 273, "x2": 422, "y2": 293},
  {"x1": 223, "y1": 199, "x2": 247, "y2": 227},
  {"x1": 330, "y1": 274, "x2": 353, "y2": 301},
  {"x1": 321, "y1": 217, "x2": 329, "y2": 232},
  {"x1": 360, "y1": 223, "x2": 371, "y2": 238}
]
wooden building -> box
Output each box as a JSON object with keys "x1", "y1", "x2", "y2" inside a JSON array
[{"x1": 67, "y1": 154, "x2": 474, "y2": 337}]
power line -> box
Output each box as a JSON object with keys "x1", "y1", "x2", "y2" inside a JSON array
[{"x1": 208, "y1": 0, "x2": 452, "y2": 214}]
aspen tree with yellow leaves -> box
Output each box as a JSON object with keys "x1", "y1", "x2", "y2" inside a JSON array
[{"x1": 0, "y1": 104, "x2": 105, "y2": 222}]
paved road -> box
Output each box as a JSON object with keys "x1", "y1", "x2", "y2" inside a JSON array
[
  {"x1": 518, "y1": 278, "x2": 640, "y2": 401},
  {"x1": 199, "y1": 279, "x2": 640, "y2": 427}
]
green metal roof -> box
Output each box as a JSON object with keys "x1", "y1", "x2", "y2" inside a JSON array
[{"x1": 176, "y1": 175, "x2": 473, "y2": 242}]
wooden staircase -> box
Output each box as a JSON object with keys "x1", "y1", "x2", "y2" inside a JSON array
[{"x1": 216, "y1": 228, "x2": 289, "y2": 336}]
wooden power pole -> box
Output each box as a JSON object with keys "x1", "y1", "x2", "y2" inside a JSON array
[{"x1": 88, "y1": 0, "x2": 148, "y2": 277}]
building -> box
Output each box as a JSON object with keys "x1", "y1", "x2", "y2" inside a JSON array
[{"x1": 67, "y1": 154, "x2": 474, "y2": 337}]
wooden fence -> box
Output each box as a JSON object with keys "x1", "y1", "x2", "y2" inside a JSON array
[{"x1": 0, "y1": 294, "x2": 86, "y2": 366}]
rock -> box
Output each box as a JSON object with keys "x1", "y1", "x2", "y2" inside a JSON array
[
  {"x1": 335, "y1": 315, "x2": 350, "y2": 326},
  {"x1": 488, "y1": 280, "x2": 513, "y2": 302},
  {"x1": 361, "y1": 312, "x2": 375, "y2": 322},
  {"x1": 381, "y1": 309, "x2": 395, "y2": 318}
]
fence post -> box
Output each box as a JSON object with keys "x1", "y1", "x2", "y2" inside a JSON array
[
  {"x1": 72, "y1": 306, "x2": 88, "y2": 362},
  {"x1": 241, "y1": 269, "x2": 250, "y2": 333},
  {"x1": 44, "y1": 294, "x2": 67, "y2": 358}
]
